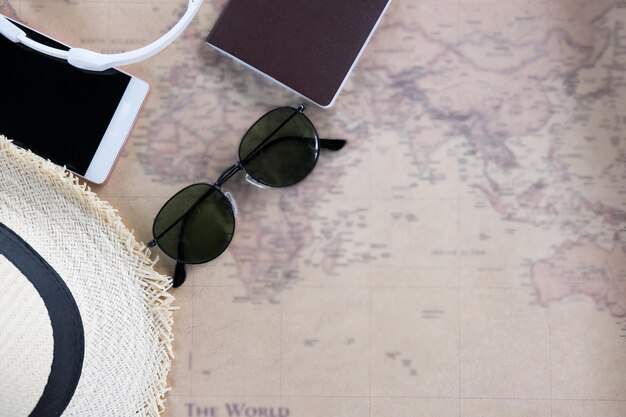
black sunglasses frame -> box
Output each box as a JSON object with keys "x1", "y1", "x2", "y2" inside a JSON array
[{"x1": 148, "y1": 105, "x2": 346, "y2": 287}]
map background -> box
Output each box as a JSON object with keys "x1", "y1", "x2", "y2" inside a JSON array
[{"x1": 1, "y1": 0, "x2": 625, "y2": 416}]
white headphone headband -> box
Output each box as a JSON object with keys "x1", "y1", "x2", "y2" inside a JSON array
[{"x1": 0, "y1": 0, "x2": 203, "y2": 71}]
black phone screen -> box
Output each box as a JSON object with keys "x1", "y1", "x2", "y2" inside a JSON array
[{"x1": 0, "y1": 19, "x2": 131, "y2": 175}]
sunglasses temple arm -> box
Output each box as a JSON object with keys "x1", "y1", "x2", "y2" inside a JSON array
[
  {"x1": 174, "y1": 262, "x2": 187, "y2": 287},
  {"x1": 319, "y1": 139, "x2": 347, "y2": 151},
  {"x1": 173, "y1": 216, "x2": 189, "y2": 288}
]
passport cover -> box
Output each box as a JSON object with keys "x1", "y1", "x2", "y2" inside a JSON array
[{"x1": 206, "y1": 0, "x2": 392, "y2": 107}]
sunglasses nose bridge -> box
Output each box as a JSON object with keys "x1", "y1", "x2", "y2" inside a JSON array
[{"x1": 215, "y1": 162, "x2": 244, "y2": 187}]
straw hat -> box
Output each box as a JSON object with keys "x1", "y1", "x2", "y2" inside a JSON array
[{"x1": 0, "y1": 136, "x2": 174, "y2": 417}]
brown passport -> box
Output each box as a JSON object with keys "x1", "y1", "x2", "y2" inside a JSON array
[{"x1": 206, "y1": 0, "x2": 392, "y2": 108}]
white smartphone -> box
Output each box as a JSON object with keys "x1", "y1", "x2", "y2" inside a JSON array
[{"x1": 0, "y1": 16, "x2": 149, "y2": 184}]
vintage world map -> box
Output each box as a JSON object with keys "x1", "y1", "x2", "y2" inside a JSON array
[{"x1": 1, "y1": 0, "x2": 625, "y2": 416}]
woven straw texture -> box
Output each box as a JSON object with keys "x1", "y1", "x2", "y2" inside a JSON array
[
  {"x1": 0, "y1": 136, "x2": 174, "y2": 417},
  {"x1": 0, "y1": 255, "x2": 54, "y2": 417}
]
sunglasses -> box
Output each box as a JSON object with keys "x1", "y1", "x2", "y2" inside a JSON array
[{"x1": 147, "y1": 105, "x2": 346, "y2": 287}]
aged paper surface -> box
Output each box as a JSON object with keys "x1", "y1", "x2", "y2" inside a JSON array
[{"x1": 2, "y1": 1, "x2": 625, "y2": 416}]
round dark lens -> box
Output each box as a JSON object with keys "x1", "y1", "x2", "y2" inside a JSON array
[
  {"x1": 239, "y1": 107, "x2": 319, "y2": 187},
  {"x1": 153, "y1": 183, "x2": 235, "y2": 264}
]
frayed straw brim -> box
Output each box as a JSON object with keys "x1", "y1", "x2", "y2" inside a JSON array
[{"x1": 0, "y1": 136, "x2": 174, "y2": 417}]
